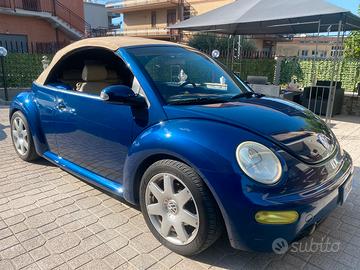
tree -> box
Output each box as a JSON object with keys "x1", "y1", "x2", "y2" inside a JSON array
[
  {"x1": 344, "y1": 5, "x2": 360, "y2": 59},
  {"x1": 279, "y1": 59, "x2": 304, "y2": 84},
  {"x1": 188, "y1": 34, "x2": 256, "y2": 55}
]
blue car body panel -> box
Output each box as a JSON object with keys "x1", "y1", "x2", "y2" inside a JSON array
[{"x1": 9, "y1": 45, "x2": 354, "y2": 252}]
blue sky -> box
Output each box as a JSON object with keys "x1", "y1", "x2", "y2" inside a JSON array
[{"x1": 328, "y1": 0, "x2": 359, "y2": 14}]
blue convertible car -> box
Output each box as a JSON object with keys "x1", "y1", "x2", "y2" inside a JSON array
[{"x1": 10, "y1": 37, "x2": 353, "y2": 255}]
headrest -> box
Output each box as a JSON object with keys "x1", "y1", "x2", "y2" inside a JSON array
[
  {"x1": 82, "y1": 64, "x2": 108, "y2": 81},
  {"x1": 61, "y1": 69, "x2": 82, "y2": 81}
]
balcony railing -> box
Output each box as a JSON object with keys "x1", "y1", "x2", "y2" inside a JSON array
[
  {"x1": 119, "y1": 28, "x2": 172, "y2": 37},
  {"x1": 91, "y1": 27, "x2": 179, "y2": 38},
  {"x1": 0, "y1": 0, "x2": 91, "y2": 35},
  {"x1": 107, "y1": 0, "x2": 179, "y2": 11}
]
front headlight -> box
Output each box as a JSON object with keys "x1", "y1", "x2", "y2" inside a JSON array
[{"x1": 236, "y1": 141, "x2": 282, "y2": 184}]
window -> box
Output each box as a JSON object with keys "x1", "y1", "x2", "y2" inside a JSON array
[
  {"x1": 151, "y1": 11, "x2": 157, "y2": 28},
  {"x1": 127, "y1": 46, "x2": 249, "y2": 104},
  {"x1": 0, "y1": 34, "x2": 28, "y2": 53},
  {"x1": 22, "y1": 0, "x2": 40, "y2": 11},
  {"x1": 331, "y1": 45, "x2": 343, "y2": 57},
  {"x1": 45, "y1": 48, "x2": 134, "y2": 96},
  {"x1": 167, "y1": 9, "x2": 177, "y2": 26},
  {"x1": 301, "y1": 50, "x2": 308, "y2": 57}
]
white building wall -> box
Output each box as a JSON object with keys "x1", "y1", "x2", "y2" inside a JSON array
[{"x1": 84, "y1": 2, "x2": 109, "y2": 29}]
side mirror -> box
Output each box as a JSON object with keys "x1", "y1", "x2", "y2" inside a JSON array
[{"x1": 100, "y1": 85, "x2": 147, "y2": 107}]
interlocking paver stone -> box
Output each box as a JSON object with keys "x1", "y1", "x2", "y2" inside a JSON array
[
  {"x1": 1, "y1": 107, "x2": 360, "y2": 270},
  {"x1": 0, "y1": 259, "x2": 15, "y2": 270},
  {"x1": 104, "y1": 252, "x2": 127, "y2": 269},
  {"x1": 25, "y1": 213, "x2": 56, "y2": 229},
  {"x1": 37, "y1": 254, "x2": 65, "y2": 270},
  {"x1": 29, "y1": 246, "x2": 50, "y2": 261},
  {"x1": 0, "y1": 244, "x2": 26, "y2": 259},
  {"x1": 45, "y1": 233, "x2": 80, "y2": 254},
  {"x1": 100, "y1": 213, "x2": 128, "y2": 229},
  {"x1": 9, "y1": 196, "x2": 36, "y2": 209}
]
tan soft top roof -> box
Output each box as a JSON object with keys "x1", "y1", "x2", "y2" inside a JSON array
[{"x1": 36, "y1": 36, "x2": 184, "y2": 85}]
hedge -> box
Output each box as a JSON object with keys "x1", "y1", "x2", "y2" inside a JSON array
[
  {"x1": 0, "y1": 53, "x2": 52, "y2": 88},
  {"x1": 232, "y1": 59, "x2": 276, "y2": 84},
  {"x1": 299, "y1": 59, "x2": 360, "y2": 91}
]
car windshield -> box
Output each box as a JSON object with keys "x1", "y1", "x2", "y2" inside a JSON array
[{"x1": 126, "y1": 46, "x2": 250, "y2": 105}]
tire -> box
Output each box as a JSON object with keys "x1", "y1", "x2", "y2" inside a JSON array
[
  {"x1": 140, "y1": 159, "x2": 223, "y2": 256},
  {"x1": 10, "y1": 111, "x2": 39, "y2": 162}
]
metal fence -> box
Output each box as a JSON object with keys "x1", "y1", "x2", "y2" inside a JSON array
[{"x1": 0, "y1": 40, "x2": 68, "y2": 54}]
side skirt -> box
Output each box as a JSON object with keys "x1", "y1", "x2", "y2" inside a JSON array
[{"x1": 43, "y1": 151, "x2": 124, "y2": 197}]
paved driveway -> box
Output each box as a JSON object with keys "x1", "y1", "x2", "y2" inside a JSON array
[{"x1": 0, "y1": 106, "x2": 359, "y2": 270}]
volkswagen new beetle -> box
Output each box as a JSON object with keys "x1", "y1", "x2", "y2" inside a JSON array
[{"x1": 10, "y1": 37, "x2": 353, "y2": 255}]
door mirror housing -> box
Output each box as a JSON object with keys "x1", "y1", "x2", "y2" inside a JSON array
[{"x1": 100, "y1": 85, "x2": 146, "y2": 107}]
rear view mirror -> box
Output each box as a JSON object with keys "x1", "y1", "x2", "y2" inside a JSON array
[{"x1": 100, "y1": 85, "x2": 147, "y2": 107}]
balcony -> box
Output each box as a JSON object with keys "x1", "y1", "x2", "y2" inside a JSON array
[
  {"x1": 106, "y1": 0, "x2": 180, "y2": 13},
  {"x1": 92, "y1": 27, "x2": 179, "y2": 39}
]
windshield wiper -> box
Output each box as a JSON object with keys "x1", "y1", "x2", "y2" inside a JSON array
[
  {"x1": 168, "y1": 96, "x2": 227, "y2": 105},
  {"x1": 229, "y1": 91, "x2": 264, "y2": 100}
]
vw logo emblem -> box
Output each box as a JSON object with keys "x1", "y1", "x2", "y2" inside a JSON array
[{"x1": 167, "y1": 200, "x2": 178, "y2": 215}]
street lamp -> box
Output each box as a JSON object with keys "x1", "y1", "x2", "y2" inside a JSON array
[{"x1": 0, "y1": 47, "x2": 8, "y2": 101}]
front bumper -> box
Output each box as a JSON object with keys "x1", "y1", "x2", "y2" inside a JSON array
[{"x1": 202, "y1": 151, "x2": 353, "y2": 252}]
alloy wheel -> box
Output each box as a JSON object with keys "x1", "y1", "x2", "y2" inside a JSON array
[
  {"x1": 145, "y1": 173, "x2": 199, "y2": 245},
  {"x1": 12, "y1": 116, "x2": 29, "y2": 156}
]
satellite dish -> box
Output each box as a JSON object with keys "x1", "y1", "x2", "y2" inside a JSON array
[
  {"x1": 211, "y1": 49, "x2": 220, "y2": 59},
  {"x1": 0, "y1": 47, "x2": 7, "y2": 57}
]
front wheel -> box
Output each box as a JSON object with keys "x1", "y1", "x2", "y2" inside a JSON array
[{"x1": 140, "y1": 159, "x2": 223, "y2": 256}]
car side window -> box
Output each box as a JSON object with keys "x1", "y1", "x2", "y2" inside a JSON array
[{"x1": 45, "y1": 48, "x2": 135, "y2": 97}]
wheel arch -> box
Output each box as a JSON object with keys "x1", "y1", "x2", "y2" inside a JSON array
[
  {"x1": 124, "y1": 149, "x2": 231, "y2": 242},
  {"x1": 130, "y1": 153, "x2": 187, "y2": 204},
  {"x1": 10, "y1": 91, "x2": 47, "y2": 155}
]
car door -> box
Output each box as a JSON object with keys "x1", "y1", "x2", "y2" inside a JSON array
[
  {"x1": 54, "y1": 90, "x2": 134, "y2": 182},
  {"x1": 33, "y1": 83, "x2": 61, "y2": 154}
]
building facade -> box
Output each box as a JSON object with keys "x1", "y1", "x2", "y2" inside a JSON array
[
  {"x1": 0, "y1": 0, "x2": 86, "y2": 53},
  {"x1": 84, "y1": 1, "x2": 111, "y2": 30},
  {"x1": 276, "y1": 36, "x2": 344, "y2": 58},
  {"x1": 106, "y1": 0, "x2": 234, "y2": 40}
]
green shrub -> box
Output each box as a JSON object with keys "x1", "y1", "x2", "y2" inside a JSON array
[
  {"x1": 0, "y1": 53, "x2": 53, "y2": 88},
  {"x1": 232, "y1": 59, "x2": 276, "y2": 83},
  {"x1": 298, "y1": 59, "x2": 360, "y2": 91}
]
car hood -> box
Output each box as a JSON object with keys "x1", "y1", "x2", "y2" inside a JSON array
[{"x1": 163, "y1": 97, "x2": 337, "y2": 164}]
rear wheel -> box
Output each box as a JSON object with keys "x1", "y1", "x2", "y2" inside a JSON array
[
  {"x1": 10, "y1": 111, "x2": 39, "y2": 161},
  {"x1": 140, "y1": 159, "x2": 223, "y2": 256}
]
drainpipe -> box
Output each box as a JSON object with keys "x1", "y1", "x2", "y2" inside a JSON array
[
  {"x1": 52, "y1": 0, "x2": 56, "y2": 16},
  {"x1": 52, "y1": 0, "x2": 59, "y2": 45}
]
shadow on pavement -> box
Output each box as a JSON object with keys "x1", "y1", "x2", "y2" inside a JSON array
[
  {"x1": 32, "y1": 158, "x2": 57, "y2": 167},
  {"x1": 0, "y1": 122, "x2": 9, "y2": 141}
]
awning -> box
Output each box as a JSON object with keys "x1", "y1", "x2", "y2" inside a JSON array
[{"x1": 170, "y1": 0, "x2": 360, "y2": 34}]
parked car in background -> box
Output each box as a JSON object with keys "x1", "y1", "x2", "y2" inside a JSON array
[{"x1": 10, "y1": 37, "x2": 353, "y2": 255}]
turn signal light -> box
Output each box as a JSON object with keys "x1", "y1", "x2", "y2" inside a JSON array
[{"x1": 255, "y1": 211, "x2": 299, "y2": 224}]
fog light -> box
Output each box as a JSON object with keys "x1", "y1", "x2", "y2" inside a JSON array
[{"x1": 255, "y1": 211, "x2": 299, "y2": 224}]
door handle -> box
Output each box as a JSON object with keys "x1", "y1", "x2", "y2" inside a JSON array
[{"x1": 56, "y1": 99, "x2": 67, "y2": 111}]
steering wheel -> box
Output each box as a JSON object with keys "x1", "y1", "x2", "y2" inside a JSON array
[{"x1": 180, "y1": 81, "x2": 197, "y2": 88}]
